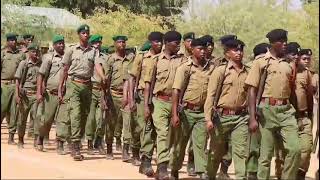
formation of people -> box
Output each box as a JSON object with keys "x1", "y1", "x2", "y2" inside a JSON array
[{"x1": 1, "y1": 24, "x2": 319, "y2": 180}]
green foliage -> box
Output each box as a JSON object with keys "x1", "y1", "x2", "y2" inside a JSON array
[{"x1": 174, "y1": 0, "x2": 319, "y2": 71}]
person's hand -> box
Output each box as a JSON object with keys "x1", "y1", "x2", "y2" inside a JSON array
[
  {"x1": 144, "y1": 105, "x2": 151, "y2": 121},
  {"x1": 297, "y1": 119, "x2": 304, "y2": 131},
  {"x1": 15, "y1": 95, "x2": 21, "y2": 104},
  {"x1": 58, "y1": 89, "x2": 64, "y2": 104},
  {"x1": 171, "y1": 115, "x2": 180, "y2": 128},
  {"x1": 206, "y1": 120, "x2": 214, "y2": 132},
  {"x1": 249, "y1": 117, "x2": 259, "y2": 133}
]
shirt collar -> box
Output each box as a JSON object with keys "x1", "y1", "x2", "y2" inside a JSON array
[
  {"x1": 143, "y1": 50, "x2": 153, "y2": 58},
  {"x1": 53, "y1": 50, "x2": 63, "y2": 58},
  {"x1": 265, "y1": 50, "x2": 286, "y2": 62},
  {"x1": 227, "y1": 60, "x2": 247, "y2": 72},
  {"x1": 27, "y1": 58, "x2": 41, "y2": 65},
  {"x1": 188, "y1": 56, "x2": 210, "y2": 70},
  {"x1": 159, "y1": 52, "x2": 178, "y2": 60},
  {"x1": 75, "y1": 43, "x2": 92, "y2": 51}
]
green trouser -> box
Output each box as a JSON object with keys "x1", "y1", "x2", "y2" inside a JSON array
[
  {"x1": 207, "y1": 113, "x2": 249, "y2": 179},
  {"x1": 8, "y1": 92, "x2": 38, "y2": 137},
  {"x1": 188, "y1": 138, "x2": 193, "y2": 154},
  {"x1": 138, "y1": 92, "x2": 156, "y2": 158},
  {"x1": 170, "y1": 109, "x2": 207, "y2": 173},
  {"x1": 64, "y1": 80, "x2": 92, "y2": 142},
  {"x1": 122, "y1": 109, "x2": 133, "y2": 145},
  {"x1": 114, "y1": 96, "x2": 123, "y2": 141},
  {"x1": 35, "y1": 91, "x2": 59, "y2": 137},
  {"x1": 1, "y1": 83, "x2": 15, "y2": 124},
  {"x1": 152, "y1": 98, "x2": 173, "y2": 164},
  {"x1": 298, "y1": 117, "x2": 313, "y2": 172},
  {"x1": 85, "y1": 89, "x2": 106, "y2": 140},
  {"x1": 246, "y1": 131, "x2": 261, "y2": 173},
  {"x1": 105, "y1": 94, "x2": 123, "y2": 144},
  {"x1": 257, "y1": 103, "x2": 301, "y2": 180},
  {"x1": 221, "y1": 137, "x2": 232, "y2": 168},
  {"x1": 55, "y1": 101, "x2": 71, "y2": 142}
]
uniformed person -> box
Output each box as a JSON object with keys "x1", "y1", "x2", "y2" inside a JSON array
[
  {"x1": 246, "y1": 29, "x2": 301, "y2": 180},
  {"x1": 101, "y1": 46, "x2": 109, "y2": 55},
  {"x1": 20, "y1": 34, "x2": 35, "y2": 53},
  {"x1": 143, "y1": 31, "x2": 186, "y2": 179},
  {"x1": 181, "y1": 32, "x2": 195, "y2": 57},
  {"x1": 128, "y1": 32, "x2": 164, "y2": 175},
  {"x1": 204, "y1": 39, "x2": 249, "y2": 179},
  {"x1": 139, "y1": 41, "x2": 152, "y2": 52},
  {"x1": 85, "y1": 34, "x2": 108, "y2": 155},
  {"x1": 58, "y1": 24, "x2": 96, "y2": 161},
  {"x1": 102, "y1": 35, "x2": 135, "y2": 160},
  {"x1": 35, "y1": 35, "x2": 67, "y2": 153},
  {"x1": 9, "y1": 43, "x2": 41, "y2": 149},
  {"x1": 295, "y1": 48, "x2": 315, "y2": 179},
  {"x1": 170, "y1": 38, "x2": 213, "y2": 180},
  {"x1": 2, "y1": 33, "x2": 26, "y2": 145}
]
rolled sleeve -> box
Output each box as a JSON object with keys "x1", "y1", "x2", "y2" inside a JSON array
[
  {"x1": 245, "y1": 60, "x2": 261, "y2": 88},
  {"x1": 128, "y1": 54, "x2": 143, "y2": 77},
  {"x1": 38, "y1": 55, "x2": 50, "y2": 75},
  {"x1": 14, "y1": 60, "x2": 26, "y2": 79},
  {"x1": 62, "y1": 48, "x2": 73, "y2": 66},
  {"x1": 172, "y1": 65, "x2": 186, "y2": 90},
  {"x1": 143, "y1": 59, "x2": 155, "y2": 83},
  {"x1": 204, "y1": 68, "x2": 221, "y2": 122}
]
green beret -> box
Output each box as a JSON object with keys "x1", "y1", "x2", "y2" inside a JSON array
[
  {"x1": 23, "y1": 34, "x2": 34, "y2": 39},
  {"x1": 89, "y1": 34, "x2": 103, "y2": 44},
  {"x1": 6, "y1": 33, "x2": 18, "y2": 41},
  {"x1": 52, "y1": 35, "x2": 64, "y2": 44},
  {"x1": 27, "y1": 43, "x2": 39, "y2": 51},
  {"x1": 183, "y1": 32, "x2": 195, "y2": 41},
  {"x1": 140, "y1": 41, "x2": 152, "y2": 51},
  {"x1": 112, "y1": 35, "x2": 128, "y2": 41},
  {"x1": 77, "y1": 24, "x2": 90, "y2": 33},
  {"x1": 101, "y1": 46, "x2": 109, "y2": 54}
]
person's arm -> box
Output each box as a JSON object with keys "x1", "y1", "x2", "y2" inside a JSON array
[
  {"x1": 248, "y1": 86, "x2": 258, "y2": 132},
  {"x1": 171, "y1": 89, "x2": 180, "y2": 127},
  {"x1": 122, "y1": 80, "x2": 129, "y2": 109},
  {"x1": 58, "y1": 48, "x2": 72, "y2": 103},
  {"x1": 14, "y1": 61, "x2": 24, "y2": 104},
  {"x1": 143, "y1": 60, "x2": 155, "y2": 121},
  {"x1": 128, "y1": 75, "x2": 136, "y2": 110}
]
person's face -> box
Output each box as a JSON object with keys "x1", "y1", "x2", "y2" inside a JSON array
[
  {"x1": 286, "y1": 52, "x2": 298, "y2": 63},
  {"x1": 79, "y1": 31, "x2": 90, "y2": 42},
  {"x1": 226, "y1": 48, "x2": 243, "y2": 62},
  {"x1": 24, "y1": 38, "x2": 33, "y2": 46},
  {"x1": 92, "y1": 41, "x2": 102, "y2": 49},
  {"x1": 151, "y1": 40, "x2": 163, "y2": 53},
  {"x1": 53, "y1": 41, "x2": 65, "y2": 53},
  {"x1": 184, "y1": 39, "x2": 192, "y2": 51},
  {"x1": 115, "y1": 40, "x2": 126, "y2": 51},
  {"x1": 7, "y1": 39, "x2": 17, "y2": 48},
  {"x1": 29, "y1": 49, "x2": 39, "y2": 60},
  {"x1": 205, "y1": 44, "x2": 214, "y2": 57},
  {"x1": 298, "y1": 54, "x2": 311, "y2": 68},
  {"x1": 166, "y1": 40, "x2": 180, "y2": 54},
  {"x1": 272, "y1": 39, "x2": 287, "y2": 57},
  {"x1": 192, "y1": 46, "x2": 205, "y2": 60}
]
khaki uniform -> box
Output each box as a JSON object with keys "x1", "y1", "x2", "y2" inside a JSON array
[
  {"x1": 204, "y1": 60, "x2": 249, "y2": 179},
  {"x1": 62, "y1": 43, "x2": 97, "y2": 142},
  {"x1": 104, "y1": 52, "x2": 134, "y2": 145},
  {"x1": 8, "y1": 59, "x2": 41, "y2": 138},
  {"x1": 1, "y1": 48, "x2": 25, "y2": 124},
  {"x1": 170, "y1": 57, "x2": 214, "y2": 173},
  {"x1": 245, "y1": 51, "x2": 300, "y2": 180},
  {"x1": 144, "y1": 52, "x2": 186, "y2": 164},
  {"x1": 85, "y1": 53, "x2": 108, "y2": 141},
  {"x1": 128, "y1": 51, "x2": 156, "y2": 152},
  {"x1": 36, "y1": 51, "x2": 68, "y2": 140}
]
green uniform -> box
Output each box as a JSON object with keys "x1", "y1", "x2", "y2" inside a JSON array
[
  {"x1": 62, "y1": 43, "x2": 97, "y2": 142},
  {"x1": 9, "y1": 59, "x2": 41, "y2": 137},
  {"x1": 1, "y1": 48, "x2": 25, "y2": 123},
  {"x1": 104, "y1": 52, "x2": 134, "y2": 145},
  {"x1": 204, "y1": 60, "x2": 250, "y2": 179},
  {"x1": 144, "y1": 52, "x2": 186, "y2": 164},
  {"x1": 170, "y1": 57, "x2": 215, "y2": 173},
  {"x1": 245, "y1": 51, "x2": 300, "y2": 180}
]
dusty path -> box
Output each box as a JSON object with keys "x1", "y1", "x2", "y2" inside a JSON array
[{"x1": 1, "y1": 111, "x2": 319, "y2": 179}]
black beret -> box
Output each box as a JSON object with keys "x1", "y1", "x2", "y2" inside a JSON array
[
  {"x1": 253, "y1": 43, "x2": 270, "y2": 57},
  {"x1": 266, "y1": 29, "x2": 288, "y2": 43},
  {"x1": 200, "y1": 35, "x2": 214, "y2": 46},
  {"x1": 23, "y1": 34, "x2": 34, "y2": 39},
  {"x1": 163, "y1": 31, "x2": 182, "y2": 42},
  {"x1": 183, "y1": 32, "x2": 195, "y2": 40},
  {"x1": 298, "y1": 49, "x2": 312, "y2": 56},
  {"x1": 286, "y1": 42, "x2": 301, "y2": 54},
  {"x1": 224, "y1": 39, "x2": 245, "y2": 50},
  {"x1": 191, "y1": 38, "x2": 206, "y2": 47},
  {"x1": 6, "y1": 33, "x2": 18, "y2": 41},
  {"x1": 220, "y1": 35, "x2": 237, "y2": 45},
  {"x1": 148, "y1": 31, "x2": 164, "y2": 42}
]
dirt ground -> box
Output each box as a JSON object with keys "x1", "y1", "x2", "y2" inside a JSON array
[{"x1": 1, "y1": 107, "x2": 319, "y2": 179}]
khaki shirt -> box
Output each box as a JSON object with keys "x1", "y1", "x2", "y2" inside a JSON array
[
  {"x1": 1, "y1": 48, "x2": 25, "y2": 80},
  {"x1": 144, "y1": 52, "x2": 186, "y2": 95},
  {"x1": 295, "y1": 66, "x2": 313, "y2": 111},
  {"x1": 104, "y1": 52, "x2": 135, "y2": 91},
  {"x1": 128, "y1": 51, "x2": 155, "y2": 90},
  {"x1": 204, "y1": 60, "x2": 249, "y2": 121},
  {"x1": 245, "y1": 51, "x2": 293, "y2": 99},
  {"x1": 38, "y1": 50, "x2": 63, "y2": 91},
  {"x1": 312, "y1": 73, "x2": 319, "y2": 102},
  {"x1": 92, "y1": 52, "x2": 109, "y2": 84},
  {"x1": 172, "y1": 57, "x2": 215, "y2": 106},
  {"x1": 62, "y1": 43, "x2": 97, "y2": 79},
  {"x1": 15, "y1": 58, "x2": 42, "y2": 91}
]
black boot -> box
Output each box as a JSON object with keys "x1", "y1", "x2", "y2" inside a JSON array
[
  {"x1": 73, "y1": 141, "x2": 84, "y2": 161},
  {"x1": 122, "y1": 143, "x2": 131, "y2": 162},
  {"x1": 8, "y1": 133, "x2": 16, "y2": 145},
  {"x1": 70, "y1": 142, "x2": 75, "y2": 157},
  {"x1": 87, "y1": 140, "x2": 95, "y2": 155},
  {"x1": 275, "y1": 159, "x2": 284, "y2": 180},
  {"x1": 57, "y1": 140, "x2": 66, "y2": 155},
  {"x1": 131, "y1": 148, "x2": 141, "y2": 166},
  {"x1": 95, "y1": 137, "x2": 106, "y2": 155},
  {"x1": 217, "y1": 161, "x2": 230, "y2": 180},
  {"x1": 297, "y1": 169, "x2": 306, "y2": 180},
  {"x1": 187, "y1": 151, "x2": 196, "y2": 176},
  {"x1": 247, "y1": 172, "x2": 257, "y2": 180},
  {"x1": 116, "y1": 137, "x2": 122, "y2": 151},
  {"x1": 170, "y1": 170, "x2": 179, "y2": 180},
  {"x1": 139, "y1": 155, "x2": 154, "y2": 177},
  {"x1": 17, "y1": 136, "x2": 24, "y2": 149},
  {"x1": 37, "y1": 136, "x2": 44, "y2": 152},
  {"x1": 106, "y1": 143, "x2": 114, "y2": 160},
  {"x1": 156, "y1": 162, "x2": 169, "y2": 180}
]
